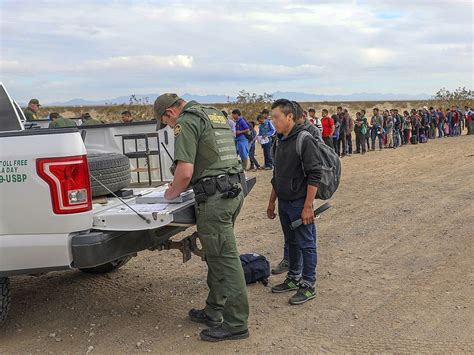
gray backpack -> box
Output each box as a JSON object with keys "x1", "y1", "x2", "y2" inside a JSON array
[{"x1": 296, "y1": 130, "x2": 341, "y2": 200}]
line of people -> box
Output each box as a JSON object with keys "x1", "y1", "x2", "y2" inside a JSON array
[
  {"x1": 327, "y1": 105, "x2": 472, "y2": 157},
  {"x1": 226, "y1": 104, "x2": 473, "y2": 168}
]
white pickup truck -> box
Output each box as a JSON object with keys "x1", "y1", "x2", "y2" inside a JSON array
[{"x1": 0, "y1": 84, "x2": 255, "y2": 325}]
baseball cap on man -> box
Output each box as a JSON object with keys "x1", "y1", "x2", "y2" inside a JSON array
[
  {"x1": 154, "y1": 93, "x2": 181, "y2": 121},
  {"x1": 29, "y1": 98, "x2": 40, "y2": 106}
]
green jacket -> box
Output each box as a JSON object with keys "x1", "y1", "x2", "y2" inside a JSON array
[
  {"x1": 49, "y1": 117, "x2": 77, "y2": 128},
  {"x1": 23, "y1": 107, "x2": 38, "y2": 121},
  {"x1": 81, "y1": 118, "x2": 103, "y2": 126}
]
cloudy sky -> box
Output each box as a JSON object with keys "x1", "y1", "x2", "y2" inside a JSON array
[{"x1": 0, "y1": 0, "x2": 472, "y2": 103}]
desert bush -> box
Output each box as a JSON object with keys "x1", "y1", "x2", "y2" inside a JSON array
[
  {"x1": 431, "y1": 87, "x2": 474, "y2": 109},
  {"x1": 215, "y1": 90, "x2": 273, "y2": 122}
]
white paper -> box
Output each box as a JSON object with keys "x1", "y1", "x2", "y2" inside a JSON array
[
  {"x1": 107, "y1": 203, "x2": 168, "y2": 213},
  {"x1": 136, "y1": 189, "x2": 194, "y2": 204},
  {"x1": 257, "y1": 136, "x2": 269, "y2": 145},
  {"x1": 142, "y1": 190, "x2": 167, "y2": 199},
  {"x1": 134, "y1": 203, "x2": 168, "y2": 212}
]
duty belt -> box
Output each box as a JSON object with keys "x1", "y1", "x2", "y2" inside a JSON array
[{"x1": 192, "y1": 173, "x2": 242, "y2": 204}]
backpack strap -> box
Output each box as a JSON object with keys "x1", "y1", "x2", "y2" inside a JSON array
[
  {"x1": 295, "y1": 130, "x2": 313, "y2": 178},
  {"x1": 295, "y1": 130, "x2": 313, "y2": 158}
]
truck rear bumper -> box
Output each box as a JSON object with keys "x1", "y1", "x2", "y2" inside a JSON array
[
  {"x1": 71, "y1": 225, "x2": 186, "y2": 269},
  {"x1": 0, "y1": 226, "x2": 187, "y2": 276}
]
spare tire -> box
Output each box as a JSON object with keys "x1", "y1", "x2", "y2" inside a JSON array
[
  {"x1": 79, "y1": 256, "x2": 132, "y2": 274},
  {"x1": 88, "y1": 153, "x2": 131, "y2": 197}
]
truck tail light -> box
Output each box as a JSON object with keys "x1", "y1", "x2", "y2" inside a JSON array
[{"x1": 36, "y1": 155, "x2": 92, "y2": 214}]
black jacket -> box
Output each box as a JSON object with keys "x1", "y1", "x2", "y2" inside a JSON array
[{"x1": 271, "y1": 124, "x2": 322, "y2": 201}]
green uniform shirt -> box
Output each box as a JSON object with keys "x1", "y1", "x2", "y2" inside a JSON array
[
  {"x1": 81, "y1": 118, "x2": 103, "y2": 126},
  {"x1": 173, "y1": 101, "x2": 241, "y2": 184},
  {"x1": 49, "y1": 117, "x2": 77, "y2": 128},
  {"x1": 23, "y1": 107, "x2": 38, "y2": 121}
]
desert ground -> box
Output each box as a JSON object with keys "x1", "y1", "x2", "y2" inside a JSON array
[{"x1": 0, "y1": 135, "x2": 473, "y2": 353}]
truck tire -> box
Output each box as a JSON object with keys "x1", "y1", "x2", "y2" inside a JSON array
[
  {"x1": 0, "y1": 277, "x2": 11, "y2": 325},
  {"x1": 79, "y1": 256, "x2": 132, "y2": 274},
  {"x1": 87, "y1": 153, "x2": 131, "y2": 197}
]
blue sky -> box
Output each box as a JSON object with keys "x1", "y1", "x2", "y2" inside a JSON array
[{"x1": 0, "y1": 0, "x2": 472, "y2": 103}]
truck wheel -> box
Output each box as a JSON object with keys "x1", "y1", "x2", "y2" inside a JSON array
[
  {"x1": 79, "y1": 256, "x2": 132, "y2": 274},
  {"x1": 0, "y1": 277, "x2": 11, "y2": 325},
  {"x1": 87, "y1": 153, "x2": 131, "y2": 197}
]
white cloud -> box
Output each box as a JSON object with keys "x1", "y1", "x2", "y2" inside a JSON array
[
  {"x1": 83, "y1": 55, "x2": 194, "y2": 71},
  {"x1": 233, "y1": 63, "x2": 325, "y2": 79},
  {"x1": 362, "y1": 48, "x2": 398, "y2": 66},
  {"x1": 0, "y1": 60, "x2": 24, "y2": 74}
]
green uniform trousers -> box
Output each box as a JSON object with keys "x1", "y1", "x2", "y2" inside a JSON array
[{"x1": 195, "y1": 190, "x2": 249, "y2": 333}]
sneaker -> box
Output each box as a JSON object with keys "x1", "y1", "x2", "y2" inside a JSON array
[
  {"x1": 188, "y1": 309, "x2": 222, "y2": 327},
  {"x1": 271, "y1": 277, "x2": 300, "y2": 293},
  {"x1": 289, "y1": 284, "x2": 316, "y2": 305},
  {"x1": 271, "y1": 259, "x2": 289, "y2": 275},
  {"x1": 263, "y1": 166, "x2": 273, "y2": 170},
  {"x1": 200, "y1": 325, "x2": 249, "y2": 342}
]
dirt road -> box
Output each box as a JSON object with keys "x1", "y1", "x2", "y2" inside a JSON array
[{"x1": 1, "y1": 136, "x2": 473, "y2": 353}]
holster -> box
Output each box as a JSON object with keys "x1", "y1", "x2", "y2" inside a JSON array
[{"x1": 192, "y1": 174, "x2": 244, "y2": 204}]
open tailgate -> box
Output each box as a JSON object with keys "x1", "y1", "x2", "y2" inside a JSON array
[
  {"x1": 91, "y1": 176, "x2": 256, "y2": 232},
  {"x1": 91, "y1": 186, "x2": 196, "y2": 231}
]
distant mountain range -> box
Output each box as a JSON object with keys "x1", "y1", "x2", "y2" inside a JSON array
[{"x1": 42, "y1": 91, "x2": 431, "y2": 107}]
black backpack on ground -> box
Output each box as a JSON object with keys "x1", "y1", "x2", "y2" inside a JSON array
[
  {"x1": 410, "y1": 135, "x2": 418, "y2": 144},
  {"x1": 240, "y1": 253, "x2": 270, "y2": 286}
]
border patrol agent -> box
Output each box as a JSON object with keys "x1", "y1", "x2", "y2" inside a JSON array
[
  {"x1": 81, "y1": 113, "x2": 103, "y2": 126},
  {"x1": 48, "y1": 112, "x2": 77, "y2": 128},
  {"x1": 24, "y1": 99, "x2": 40, "y2": 121},
  {"x1": 154, "y1": 93, "x2": 250, "y2": 342}
]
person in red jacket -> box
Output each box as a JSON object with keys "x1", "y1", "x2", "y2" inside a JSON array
[{"x1": 321, "y1": 109, "x2": 335, "y2": 149}]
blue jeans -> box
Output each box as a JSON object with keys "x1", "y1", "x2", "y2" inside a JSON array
[
  {"x1": 438, "y1": 122, "x2": 444, "y2": 138},
  {"x1": 249, "y1": 144, "x2": 260, "y2": 168},
  {"x1": 371, "y1": 129, "x2": 383, "y2": 149},
  {"x1": 261, "y1": 142, "x2": 273, "y2": 168},
  {"x1": 278, "y1": 198, "x2": 317, "y2": 285},
  {"x1": 236, "y1": 138, "x2": 249, "y2": 161},
  {"x1": 393, "y1": 130, "x2": 400, "y2": 147}
]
